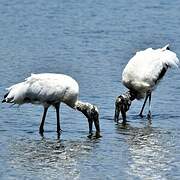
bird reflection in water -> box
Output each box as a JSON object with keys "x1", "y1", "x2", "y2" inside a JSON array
[
  {"x1": 8, "y1": 136, "x2": 95, "y2": 179},
  {"x1": 115, "y1": 120, "x2": 173, "y2": 179}
]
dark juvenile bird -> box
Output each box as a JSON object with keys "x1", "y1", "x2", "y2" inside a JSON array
[
  {"x1": 114, "y1": 45, "x2": 179, "y2": 124},
  {"x1": 2, "y1": 73, "x2": 101, "y2": 138}
]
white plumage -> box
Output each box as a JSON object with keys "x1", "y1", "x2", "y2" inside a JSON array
[
  {"x1": 3, "y1": 73, "x2": 101, "y2": 138},
  {"x1": 122, "y1": 44, "x2": 179, "y2": 99},
  {"x1": 114, "y1": 45, "x2": 179, "y2": 124},
  {"x1": 6, "y1": 74, "x2": 79, "y2": 107}
]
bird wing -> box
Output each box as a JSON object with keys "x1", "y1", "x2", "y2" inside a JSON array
[
  {"x1": 122, "y1": 46, "x2": 179, "y2": 96},
  {"x1": 4, "y1": 73, "x2": 79, "y2": 106},
  {"x1": 25, "y1": 74, "x2": 67, "y2": 102},
  {"x1": 5, "y1": 82, "x2": 29, "y2": 104},
  {"x1": 25, "y1": 73, "x2": 79, "y2": 105}
]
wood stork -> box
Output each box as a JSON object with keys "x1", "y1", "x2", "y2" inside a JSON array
[
  {"x1": 2, "y1": 73, "x2": 101, "y2": 138},
  {"x1": 114, "y1": 44, "x2": 179, "y2": 124}
]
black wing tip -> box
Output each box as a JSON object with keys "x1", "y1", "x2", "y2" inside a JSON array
[
  {"x1": 2, "y1": 99, "x2": 6, "y2": 103},
  {"x1": 4, "y1": 92, "x2": 9, "y2": 99},
  {"x1": 166, "y1": 46, "x2": 170, "y2": 50},
  {"x1": 164, "y1": 44, "x2": 170, "y2": 50},
  {"x1": 2, "y1": 92, "x2": 9, "y2": 103}
]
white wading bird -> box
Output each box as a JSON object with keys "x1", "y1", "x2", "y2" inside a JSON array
[
  {"x1": 114, "y1": 44, "x2": 179, "y2": 124},
  {"x1": 2, "y1": 73, "x2": 101, "y2": 138}
]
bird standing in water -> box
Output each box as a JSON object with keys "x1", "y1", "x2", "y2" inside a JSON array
[
  {"x1": 2, "y1": 73, "x2": 101, "y2": 138},
  {"x1": 114, "y1": 45, "x2": 179, "y2": 124}
]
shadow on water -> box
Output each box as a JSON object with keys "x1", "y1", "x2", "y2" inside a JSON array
[
  {"x1": 115, "y1": 115, "x2": 176, "y2": 180},
  {"x1": 7, "y1": 136, "x2": 100, "y2": 179}
]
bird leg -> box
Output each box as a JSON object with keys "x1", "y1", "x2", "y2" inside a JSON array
[
  {"x1": 39, "y1": 106, "x2": 49, "y2": 135},
  {"x1": 54, "y1": 103, "x2": 61, "y2": 134},
  {"x1": 147, "y1": 93, "x2": 152, "y2": 119},
  {"x1": 139, "y1": 93, "x2": 149, "y2": 117}
]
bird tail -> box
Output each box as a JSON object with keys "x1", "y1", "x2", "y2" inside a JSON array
[
  {"x1": 162, "y1": 44, "x2": 170, "y2": 51},
  {"x1": 161, "y1": 44, "x2": 179, "y2": 68},
  {"x1": 2, "y1": 82, "x2": 28, "y2": 104},
  {"x1": 2, "y1": 92, "x2": 9, "y2": 103},
  {"x1": 2, "y1": 90, "x2": 15, "y2": 104}
]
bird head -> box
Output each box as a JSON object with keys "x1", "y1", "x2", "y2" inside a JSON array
[
  {"x1": 76, "y1": 101, "x2": 101, "y2": 138},
  {"x1": 88, "y1": 105, "x2": 101, "y2": 137},
  {"x1": 114, "y1": 95, "x2": 132, "y2": 123}
]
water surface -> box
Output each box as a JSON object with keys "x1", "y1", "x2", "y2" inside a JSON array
[{"x1": 1, "y1": 0, "x2": 180, "y2": 179}]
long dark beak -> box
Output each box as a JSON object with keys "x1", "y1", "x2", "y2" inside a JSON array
[
  {"x1": 114, "y1": 97, "x2": 121, "y2": 122},
  {"x1": 121, "y1": 106, "x2": 127, "y2": 125},
  {"x1": 92, "y1": 107, "x2": 101, "y2": 138},
  {"x1": 114, "y1": 104, "x2": 120, "y2": 122}
]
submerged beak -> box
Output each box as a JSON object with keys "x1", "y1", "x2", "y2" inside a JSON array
[
  {"x1": 93, "y1": 111, "x2": 101, "y2": 138},
  {"x1": 114, "y1": 106, "x2": 120, "y2": 123},
  {"x1": 114, "y1": 95, "x2": 130, "y2": 124},
  {"x1": 89, "y1": 106, "x2": 101, "y2": 138},
  {"x1": 114, "y1": 96, "x2": 121, "y2": 122}
]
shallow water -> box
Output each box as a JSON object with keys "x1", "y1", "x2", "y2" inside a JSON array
[{"x1": 1, "y1": 0, "x2": 180, "y2": 179}]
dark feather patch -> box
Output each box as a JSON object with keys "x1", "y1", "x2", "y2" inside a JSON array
[
  {"x1": 2, "y1": 99, "x2": 6, "y2": 103},
  {"x1": 2, "y1": 92, "x2": 9, "y2": 103},
  {"x1": 4, "y1": 92, "x2": 9, "y2": 99},
  {"x1": 24, "y1": 97, "x2": 31, "y2": 102},
  {"x1": 155, "y1": 64, "x2": 168, "y2": 84}
]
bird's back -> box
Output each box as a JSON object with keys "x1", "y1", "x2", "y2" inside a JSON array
[
  {"x1": 122, "y1": 45, "x2": 179, "y2": 99},
  {"x1": 5, "y1": 73, "x2": 79, "y2": 107}
]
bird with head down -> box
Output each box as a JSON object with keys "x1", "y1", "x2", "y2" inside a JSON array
[{"x1": 114, "y1": 44, "x2": 179, "y2": 124}]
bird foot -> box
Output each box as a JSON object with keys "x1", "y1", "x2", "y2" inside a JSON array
[
  {"x1": 139, "y1": 113, "x2": 144, "y2": 118},
  {"x1": 121, "y1": 122, "x2": 128, "y2": 129},
  {"x1": 87, "y1": 132, "x2": 102, "y2": 139},
  {"x1": 114, "y1": 119, "x2": 119, "y2": 123},
  {"x1": 39, "y1": 127, "x2": 44, "y2": 136},
  {"x1": 94, "y1": 131, "x2": 102, "y2": 138},
  {"x1": 122, "y1": 120, "x2": 127, "y2": 126},
  {"x1": 87, "y1": 133, "x2": 93, "y2": 139}
]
